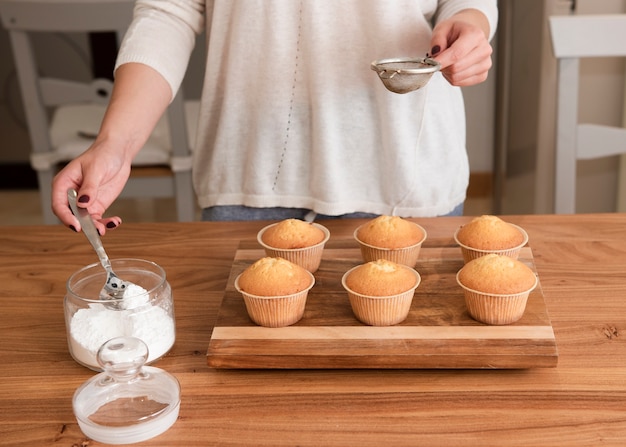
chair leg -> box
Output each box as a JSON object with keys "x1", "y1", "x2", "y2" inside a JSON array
[
  {"x1": 174, "y1": 171, "x2": 196, "y2": 222},
  {"x1": 36, "y1": 170, "x2": 59, "y2": 225}
]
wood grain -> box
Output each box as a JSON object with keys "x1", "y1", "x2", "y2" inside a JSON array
[
  {"x1": 2, "y1": 215, "x2": 626, "y2": 446},
  {"x1": 207, "y1": 244, "x2": 557, "y2": 369}
]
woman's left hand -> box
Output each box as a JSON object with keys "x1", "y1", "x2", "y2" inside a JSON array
[{"x1": 429, "y1": 9, "x2": 493, "y2": 87}]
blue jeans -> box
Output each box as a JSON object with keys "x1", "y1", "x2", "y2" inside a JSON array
[{"x1": 201, "y1": 203, "x2": 464, "y2": 221}]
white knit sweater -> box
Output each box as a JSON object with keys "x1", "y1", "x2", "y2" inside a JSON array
[{"x1": 117, "y1": 0, "x2": 498, "y2": 217}]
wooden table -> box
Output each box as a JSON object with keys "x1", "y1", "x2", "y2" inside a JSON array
[{"x1": 1, "y1": 214, "x2": 626, "y2": 446}]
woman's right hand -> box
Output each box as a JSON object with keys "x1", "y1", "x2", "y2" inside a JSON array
[{"x1": 51, "y1": 139, "x2": 132, "y2": 235}]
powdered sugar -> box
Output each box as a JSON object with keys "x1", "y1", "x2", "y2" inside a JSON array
[
  {"x1": 118, "y1": 283, "x2": 151, "y2": 309},
  {"x1": 69, "y1": 284, "x2": 175, "y2": 370}
]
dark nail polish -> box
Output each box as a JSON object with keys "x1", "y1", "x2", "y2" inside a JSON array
[
  {"x1": 78, "y1": 195, "x2": 90, "y2": 203},
  {"x1": 106, "y1": 221, "x2": 117, "y2": 229},
  {"x1": 431, "y1": 45, "x2": 441, "y2": 56},
  {"x1": 69, "y1": 225, "x2": 77, "y2": 233}
]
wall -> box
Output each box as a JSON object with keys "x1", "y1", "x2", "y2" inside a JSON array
[
  {"x1": 463, "y1": 59, "x2": 497, "y2": 174},
  {"x1": 574, "y1": 0, "x2": 626, "y2": 212},
  {"x1": 497, "y1": 0, "x2": 626, "y2": 214}
]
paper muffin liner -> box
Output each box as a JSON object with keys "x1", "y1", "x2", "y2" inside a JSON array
[
  {"x1": 257, "y1": 223, "x2": 330, "y2": 273},
  {"x1": 456, "y1": 273, "x2": 538, "y2": 325},
  {"x1": 235, "y1": 272, "x2": 315, "y2": 328},
  {"x1": 341, "y1": 266, "x2": 421, "y2": 326},
  {"x1": 454, "y1": 224, "x2": 529, "y2": 264},
  {"x1": 353, "y1": 222, "x2": 427, "y2": 267}
]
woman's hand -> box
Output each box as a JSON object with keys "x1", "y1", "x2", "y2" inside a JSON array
[
  {"x1": 52, "y1": 140, "x2": 130, "y2": 235},
  {"x1": 429, "y1": 9, "x2": 493, "y2": 87},
  {"x1": 51, "y1": 63, "x2": 173, "y2": 234}
]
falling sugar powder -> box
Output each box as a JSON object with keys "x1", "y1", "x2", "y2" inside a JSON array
[{"x1": 69, "y1": 283, "x2": 175, "y2": 369}]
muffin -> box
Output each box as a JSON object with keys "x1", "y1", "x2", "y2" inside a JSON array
[
  {"x1": 454, "y1": 215, "x2": 528, "y2": 263},
  {"x1": 354, "y1": 215, "x2": 427, "y2": 267},
  {"x1": 342, "y1": 259, "x2": 421, "y2": 326},
  {"x1": 235, "y1": 257, "x2": 315, "y2": 327},
  {"x1": 258, "y1": 219, "x2": 330, "y2": 272},
  {"x1": 456, "y1": 253, "x2": 538, "y2": 325}
]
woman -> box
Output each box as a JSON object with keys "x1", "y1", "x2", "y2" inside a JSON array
[{"x1": 52, "y1": 0, "x2": 497, "y2": 234}]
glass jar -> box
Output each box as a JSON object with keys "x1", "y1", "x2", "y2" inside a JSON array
[{"x1": 64, "y1": 258, "x2": 176, "y2": 371}]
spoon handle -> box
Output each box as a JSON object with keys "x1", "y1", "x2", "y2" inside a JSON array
[{"x1": 67, "y1": 189, "x2": 112, "y2": 271}]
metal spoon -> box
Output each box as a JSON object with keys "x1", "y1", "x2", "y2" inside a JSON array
[{"x1": 67, "y1": 189, "x2": 133, "y2": 303}]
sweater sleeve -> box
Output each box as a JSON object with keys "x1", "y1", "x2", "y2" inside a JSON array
[
  {"x1": 115, "y1": 0, "x2": 205, "y2": 100},
  {"x1": 434, "y1": 0, "x2": 498, "y2": 41}
]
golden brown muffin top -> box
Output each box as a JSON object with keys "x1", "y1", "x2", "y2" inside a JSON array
[
  {"x1": 261, "y1": 219, "x2": 326, "y2": 249},
  {"x1": 456, "y1": 215, "x2": 525, "y2": 250},
  {"x1": 356, "y1": 215, "x2": 425, "y2": 249},
  {"x1": 345, "y1": 259, "x2": 418, "y2": 296},
  {"x1": 458, "y1": 253, "x2": 536, "y2": 295},
  {"x1": 237, "y1": 257, "x2": 313, "y2": 296}
]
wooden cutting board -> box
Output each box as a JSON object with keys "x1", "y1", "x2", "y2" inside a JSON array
[{"x1": 207, "y1": 238, "x2": 558, "y2": 369}]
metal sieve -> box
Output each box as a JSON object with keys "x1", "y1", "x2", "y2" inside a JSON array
[{"x1": 371, "y1": 57, "x2": 440, "y2": 94}]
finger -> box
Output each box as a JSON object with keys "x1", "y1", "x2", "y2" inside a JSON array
[
  {"x1": 433, "y1": 39, "x2": 478, "y2": 72},
  {"x1": 441, "y1": 64, "x2": 490, "y2": 86},
  {"x1": 429, "y1": 22, "x2": 453, "y2": 66},
  {"x1": 440, "y1": 51, "x2": 492, "y2": 86},
  {"x1": 81, "y1": 208, "x2": 122, "y2": 236},
  {"x1": 444, "y1": 40, "x2": 493, "y2": 73},
  {"x1": 71, "y1": 163, "x2": 120, "y2": 235},
  {"x1": 51, "y1": 173, "x2": 82, "y2": 229},
  {"x1": 431, "y1": 22, "x2": 488, "y2": 69},
  {"x1": 100, "y1": 217, "x2": 123, "y2": 235},
  {"x1": 442, "y1": 70, "x2": 489, "y2": 87},
  {"x1": 75, "y1": 177, "x2": 102, "y2": 212}
]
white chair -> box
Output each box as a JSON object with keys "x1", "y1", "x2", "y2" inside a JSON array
[
  {"x1": 0, "y1": 0, "x2": 198, "y2": 224},
  {"x1": 549, "y1": 14, "x2": 626, "y2": 214}
]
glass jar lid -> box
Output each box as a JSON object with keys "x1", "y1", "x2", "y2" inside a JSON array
[{"x1": 72, "y1": 337, "x2": 180, "y2": 444}]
